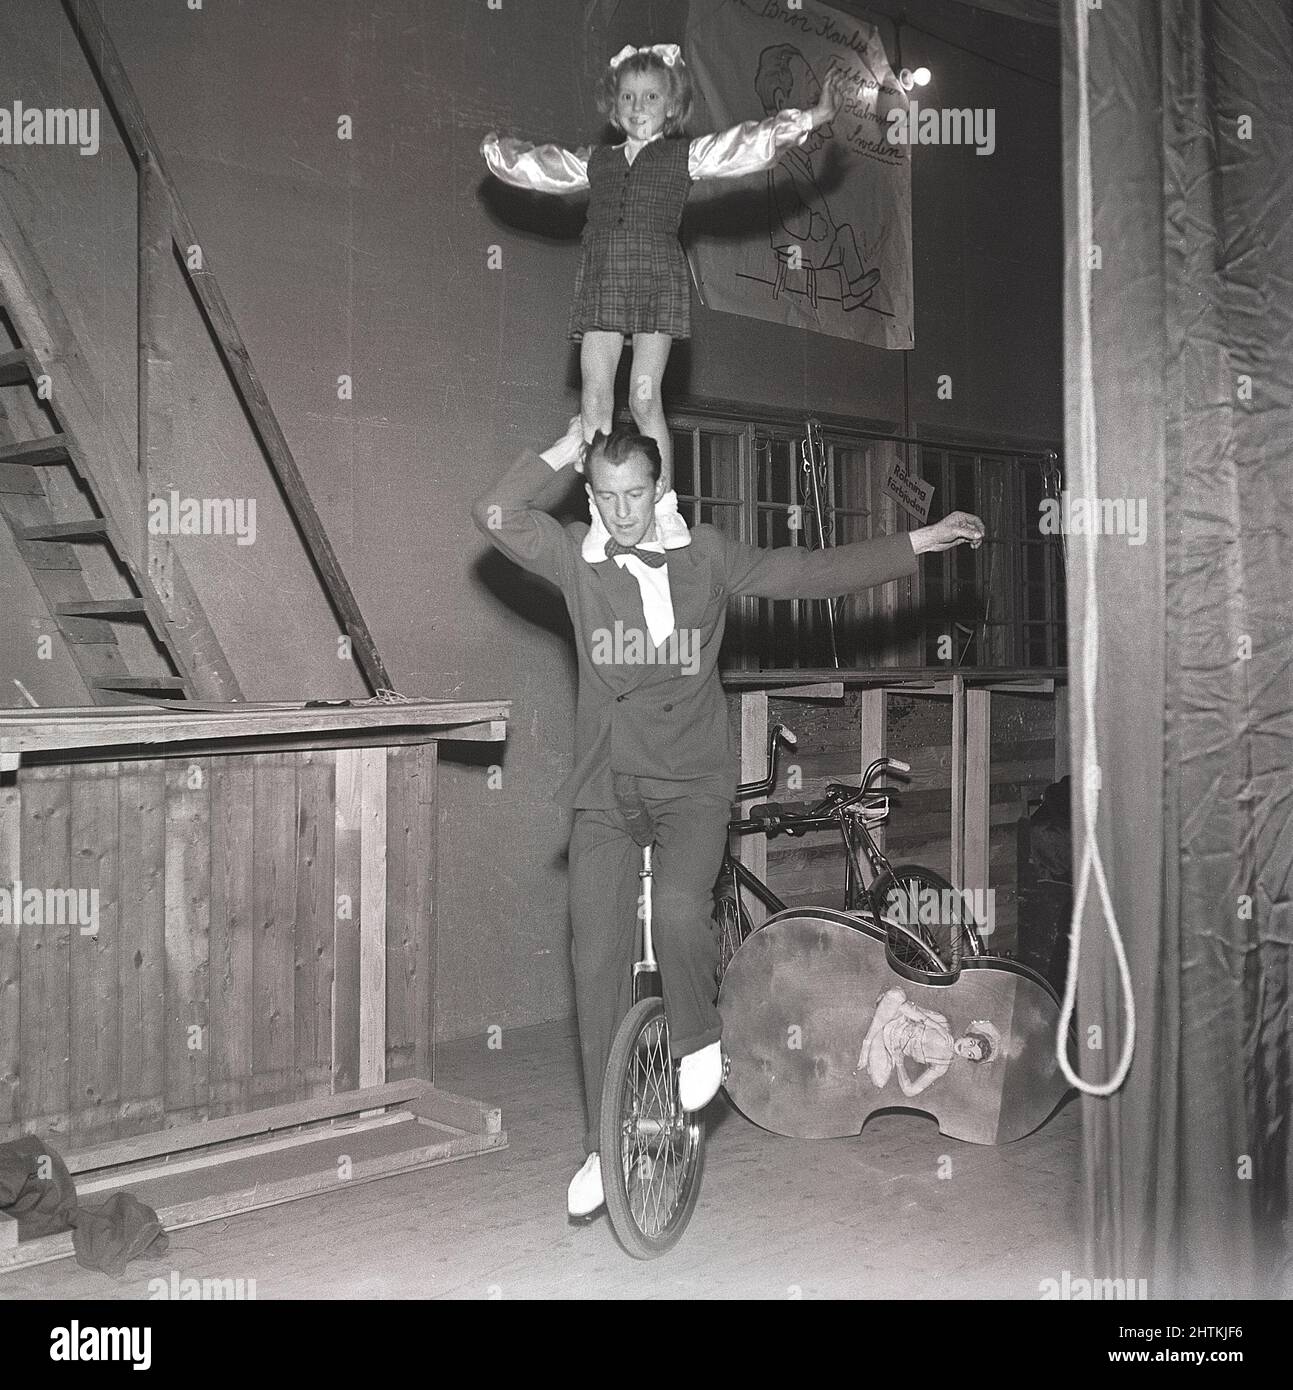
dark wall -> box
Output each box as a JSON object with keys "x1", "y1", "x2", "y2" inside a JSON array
[{"x1": 0, "y1": 0, "x2": 1059, "y2": 1041}]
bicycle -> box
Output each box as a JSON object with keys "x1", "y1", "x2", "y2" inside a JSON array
[{"x1": 713, "y1": 723, "x2": 985, "y2": 979}]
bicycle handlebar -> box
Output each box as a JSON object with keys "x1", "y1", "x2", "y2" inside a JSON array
[
  {"x1": 734, "y1": 734, "x2": 911, "y2": 819},
  {"x1": 735, "y1": 721, "x2": 798, "y2": 800},
  {"x1": 862, "y1": 755, "x2": 911, "y2": 791}
]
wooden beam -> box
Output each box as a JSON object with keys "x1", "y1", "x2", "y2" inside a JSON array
[
  {"x1": 59, "y1": 1076, "x2": 431, "y2": 1173},
  {"x1": 0, "y1": 701, "x2": 510, "y2": 761},
  {"x1": 739, "y1": 691, "x2": 769, "y2": 927},
  {"x1": 950, "y1": 673, "x2": 965, "y2": 888},
  {"x1": 905, "y1": 680, "x2": 953, "y2": 698},
  {"x1": 0, "y1": 436, "x2": 72, "y2": 467},
  {"x1": 772, "y1": 681, "x2": 845, "y2": 700},
  {"x1": 0, "y1": 781, "x2": 20, "y2": 1133},
  {"x1": 1054, "y1": 683, "x2": 1070, "y2": 779},
  {"x1": 358, "y1": 749, "x2": 387, "y2": 1089},
  {"x1": 982, "y1": 680, "x2": 1055, "y2": 693},
  {"x1": 963, "y1": 687, "x2": 991, "y2": 921},
  {"x1": 140, "y1": 151, "x2": 172, "y2": 561},
  {"x1": 859, "y1": 687, "x2": 887, "y2": 857},
  {"x1": 406, "y1": 1086, "x2": 503, "y2": 1137},
  {"x1": 332, "y1": 749, "x2": 363, "y2": 1094},
  {"x1": 722, "y1": 666, "x2": 1068, "y2": 687},
  {"x1": 13, "y1": 724, "x2": 504, "y2": 768},
  {"x1": 137, "y1": 154, "x2": 241, "y2": 700},
  {"x1": 75, "y1": 1111, "x2": 412, "y2": 1195}
]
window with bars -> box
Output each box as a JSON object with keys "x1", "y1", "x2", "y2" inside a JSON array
[{"x1": 663, "y1": 411, "x2": 1065, "y2": 673}]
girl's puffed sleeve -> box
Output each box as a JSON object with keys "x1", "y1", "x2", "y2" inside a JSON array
[
  {"x1": 687, "y1": 109, "x2": 815, "y2": 180},
  {"x1": 480, "y1": 133, "x2": 591, "y2": 192}
]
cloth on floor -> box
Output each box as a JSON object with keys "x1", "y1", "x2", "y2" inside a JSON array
[
  {"x1": 0, "y1": 1134, "x2": 168, "y2": 1274},
  {"x1": 72, "y1": 1192, "x2": 169, "y2": 1277},
  {"x1": 0, "y1": 1133, "x2": 78, "y2": 1239}
]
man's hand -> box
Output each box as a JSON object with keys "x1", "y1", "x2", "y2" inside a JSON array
[
  {"x1": 809, "y1": 69, "x2": 847, "y2": 129},
  {"x1": 909, "y1": 511, "x2": 985, "y2": 555},
  {"x1": 540, "y1": 413, "x2": 586, "y2": 473}
]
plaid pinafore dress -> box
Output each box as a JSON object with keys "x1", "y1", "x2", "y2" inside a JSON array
[{"x1": 569, "y1": 137, "x2": 693, "y2": 341}]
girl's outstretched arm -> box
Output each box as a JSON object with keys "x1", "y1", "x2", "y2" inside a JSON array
[
  {"x1": 481, "y1": 132, "x2": 592, "y2": 192},
  {"x1": 687, "y1": 67, "x2": 847, "y2": 182}
]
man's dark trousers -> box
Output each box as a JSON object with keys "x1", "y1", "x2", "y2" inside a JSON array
[{"x1": 569, "y1": 787, "x2": 731, "y2": 1157}]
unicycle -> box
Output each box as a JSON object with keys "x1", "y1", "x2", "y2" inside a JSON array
[{"x1": 599, "y1": 843, "x2": 705, "y2": 1258}]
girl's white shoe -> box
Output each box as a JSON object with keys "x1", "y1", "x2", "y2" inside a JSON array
[
  {"x1": 567, "y1": 1152, "x2": 604, "y2": 1217},
  {"x1": 678, "y1": 1040, "x2": 723, "y2": 1112}
]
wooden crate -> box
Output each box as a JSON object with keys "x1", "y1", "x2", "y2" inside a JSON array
[{"x1": 0, "y1": 701, "x2": 507, "y2": 1147}]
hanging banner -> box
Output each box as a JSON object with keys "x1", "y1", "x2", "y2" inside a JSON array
[{"x1": 684, "y1": 0, "x2": 913, "y2": 349}]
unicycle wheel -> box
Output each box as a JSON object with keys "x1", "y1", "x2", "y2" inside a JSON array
[{"x1": 599, "y1": 996, "x2": 704, "y2": 1258}]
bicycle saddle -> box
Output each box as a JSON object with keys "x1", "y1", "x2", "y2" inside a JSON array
[{"x1": 749, "y1": 800, "x2": 811, "y2": 821}]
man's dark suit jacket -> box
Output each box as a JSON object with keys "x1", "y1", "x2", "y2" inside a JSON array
[{"x1": 473, "y1": 449, "x2": 918, "y2": 810}]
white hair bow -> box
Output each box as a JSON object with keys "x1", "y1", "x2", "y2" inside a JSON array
[{"x1": 609, "y1": 43, "x2": 683, "y2": 70}]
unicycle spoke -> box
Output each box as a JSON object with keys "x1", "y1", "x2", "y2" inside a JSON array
[
  {"x1": 603, "y1": 998, "x2": 704, "y2": 1255},
  {"x1": 621, "y1": 1016, "x2": 690, "y2": 1237}
]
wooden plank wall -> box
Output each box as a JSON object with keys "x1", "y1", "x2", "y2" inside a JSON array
[
  {"x1": 0, "y1": 743, "x2": 436, "y2": 1148},
  {"x1": 753, "y1": 690, "x2": 1058, "y2": 951}
]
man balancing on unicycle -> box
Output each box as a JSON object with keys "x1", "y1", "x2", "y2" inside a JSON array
[{"x1": 473, "y1": 413, "x2": 984, "y2": 1219}]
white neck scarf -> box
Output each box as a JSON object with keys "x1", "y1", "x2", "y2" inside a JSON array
[{"x1": 582, "y1": 495, "x2": 690, "y2": 647}]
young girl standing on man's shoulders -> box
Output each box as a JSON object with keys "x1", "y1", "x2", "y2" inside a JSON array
[{"x1": 483, "y1": 42, "x2": 847, "y2": 527}]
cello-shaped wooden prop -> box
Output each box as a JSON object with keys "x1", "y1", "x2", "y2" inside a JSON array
[{"x1": 719, "y1": 908, "x2": 1072, "y2": 1145}]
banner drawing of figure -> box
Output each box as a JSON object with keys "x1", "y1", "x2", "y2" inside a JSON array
[
  {"x1": 685, "y1": 0, "x2": 913, "y2": 349},
  {"x1": 754, "y1": 44, "x2": 881, "y2": 313}
]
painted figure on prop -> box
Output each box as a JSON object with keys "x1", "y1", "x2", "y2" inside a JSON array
[{"x1": 856, "y1": 985, "x2": 1001, "y2": 1097}]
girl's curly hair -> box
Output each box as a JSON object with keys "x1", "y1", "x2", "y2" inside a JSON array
[{"x1": 595, "y1": 50, "x2": 694, "y2": 137}]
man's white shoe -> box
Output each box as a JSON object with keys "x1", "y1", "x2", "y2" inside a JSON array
[
  {"x1": 678, "y1": 1040, "x2": 723, "y2": 1112},
  {"x1": 567, "y1": 1152, "x2": 604, "y2": 1217}
]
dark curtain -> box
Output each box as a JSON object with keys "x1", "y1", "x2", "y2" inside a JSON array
[{"x1": 1063, "y1": 0, "x2": 1293, "y2": 1297}]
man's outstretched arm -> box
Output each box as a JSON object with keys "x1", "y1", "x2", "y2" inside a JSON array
[
  {"x1": 722, "y1": 511, "x2": 986, "y2": 599},
  {"x1": 471, "y1": 416, "x2": 585, "y2": 586}
]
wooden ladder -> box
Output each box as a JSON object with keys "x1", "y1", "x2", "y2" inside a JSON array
[{"x1": 0, "y1": 318, "x2": 193, "y2": 702}]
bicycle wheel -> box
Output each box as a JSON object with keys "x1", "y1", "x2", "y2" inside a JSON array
[
  {"x1": 869, "y1": 865, "x2": 985, "y2": 969},
  {"x1": 599, "y1": 996, "x2": 704, "y2": 1259},
  {"x1": 713, "y1": 882, "x2": 751, "y2": 984},
  {"x1": 874, "y1": 915, "x2": 948, "y2": 974}
]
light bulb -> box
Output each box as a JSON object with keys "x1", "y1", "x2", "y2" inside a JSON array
[{"x1": 912, "y1": 66, "x2": 932, "y2": 87}]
